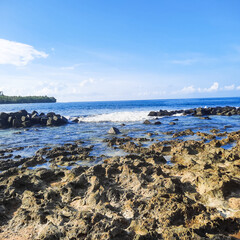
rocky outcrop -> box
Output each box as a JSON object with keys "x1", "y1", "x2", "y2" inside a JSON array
[
  {"x1": 108, "y1": 127, "x2": 121, "y2": 134},
  {"x1": 0, "y1": 110, "x2": 68, "y2": 129},
  {"x1": 148, "y1": 109, "x2": 188, "y2": 116},
  {"x1": 148, "y1": 106, "x2": 240, "y2": 117},
  {"x1": 0, "y1": 131, "x2": 240, "y2": 239}
]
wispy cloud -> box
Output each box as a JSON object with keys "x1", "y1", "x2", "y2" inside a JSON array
[
  {"x1": 179, "y1": 85, "x2": 196, "y2": 94},
  {"x1": 169, "y1": 53, "x2": 218, "y2": 66},
  {"x1": 170, "y1": 59, "x2": 199, "y2": 65},
  {"x1": 0, "y1": 39, "x2": 48, "y2": 66},
  {"x1": 223, "y1": 84, "x2": 235, "y2": 91},
  {"x1": 176, "y1": 81, "x2": 240, "y2": 95},
  {"x1": 33, "y1": 78, "x2": 96, "y2": 97},
  {"x1": 61, "y1": 63, "x2": 84, "y2": 70},
  {"x1": 78, "y1": 78, "x2": 94, "y2": 87},
  {"x1": 176, "y1": 82, "x2": 219, "y2": 95}
]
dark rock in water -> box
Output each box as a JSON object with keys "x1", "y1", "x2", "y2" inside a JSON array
[
  {"x1": 19, "y1": 109, "x2": 28, "y2": 116},
  {"x1": 224, "y1": 125, "x2": 232, "y2": 129},
  {"x1": 0, "y1": 112, "x2": 10, "y2": 128},
  {"x1": 31, "y1": 113, "x2": 41, "y2": 124},
  {"x1": 71, "y1": 117, "x2": 79, "y2": 123},
  {"x1": 40, "y1": 116, "x2": 48, "y2": 125},
  {"x1": 60, "y1": 116, "x2": 68, "y2": 124},
  {"x1": 0, "y1": 110, "x2": 68, "y2": 129},
  {"x1": 154, "y1": 121, "x2": 162, "y2": 125},
  {"x1": 22, "y1": 121, "x2": 32, "y2": 128},
  {"x1": 47, "y1": 115, "x2": 68, "y2": 126},
  {"x1": 143, "y1": 120, "x2": 151, "y2": 124},
  {"x1": 199, "y1": 116, "x2": 211, "y2": 120},
  {"x1": 148, "y1": 111, "x2": 158, "y2": 116},
  {"x1": 46, "y1": 117, "x2": 54, "y2": 126},
  {"x1": 12, "y1": 118, "x2": 22, "y2": 128},
  {"x1": 183, "y1": 109, "x2": 195, "y2": 115},
  {"x1": 172, "y1": 118, "x2": 179, "y2": 121},
  {"x1": 108, "y1": 127, "x2": 121, "y2": 134},
  {"x1": 148, "y1": 106, "x2": 240, "y2": 118},
  {"x1": 31, "y1": 110, "x2": 38, "y2": 115},
  {"x1": 169, "y1": 122, "x2": 176, "y2": 125},
  {"x1": 47, "y1": 112, "x2": 56, "y2": 117},
  {"x1": 0, "y1": 112, "x2": 9, "y2": 122},
  {"x1": 195, "y1": 107, "x2": 208, "y2": 116},
  {"x1": 21, "y1": 116, "x2": 29, "y2": 122},
  {"x1": 121, "y1": 123, "x2": 126, "y2": 126}
]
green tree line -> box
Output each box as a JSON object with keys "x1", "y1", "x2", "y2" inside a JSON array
[{"x1": 0, "y1": 95, "x2": 56, "y2": 104}]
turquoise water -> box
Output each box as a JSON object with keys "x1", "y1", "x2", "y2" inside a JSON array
[{"x1": 0, "y1": 97, "x2": 239, "y2": 159}]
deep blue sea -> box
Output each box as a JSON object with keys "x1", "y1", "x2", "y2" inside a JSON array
[{"x1": 0, "y1": 97, "x2": 240, "y2": 164}]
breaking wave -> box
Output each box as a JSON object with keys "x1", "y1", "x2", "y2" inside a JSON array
[{"x1": 76, "y1": 111, "x2": 156, "y2": 122}]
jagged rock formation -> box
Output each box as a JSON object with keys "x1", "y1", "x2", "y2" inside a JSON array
[{"x1": 0, "y1": 130, "x2": 240, "y2": 239}]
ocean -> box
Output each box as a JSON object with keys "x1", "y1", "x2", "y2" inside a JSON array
[{"x1": 0, "y1": 97, "x2": 240, "y2": 164}]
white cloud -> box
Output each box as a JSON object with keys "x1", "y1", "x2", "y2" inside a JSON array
[
  {"x1": 61, "y1": 63, "x2": 83, "y2": 70},
  {"x1": 31, "y1": 78, "x2": 96, "y2": 97},
  {"x1": 177, "y1": 82, "x2": 239, "y2": 96},
  {"x1": 0, "y1": 39, "x2": 48, "y2": 66},
  {"x1": 199, "y1": 82, "x2": 219, "y2": 92},
  {"x1": 79, "y1": 78, "x2": 94, "y2": 87},
  {"x1": 180, "y1": 85, "x2": 196, "y2": 94},
  {"x1": 176, "y1": 82, "x2": 220, "y2": 95},
  {"x1": 224, "y1": 84, "x2": 235, "y2": 91}
]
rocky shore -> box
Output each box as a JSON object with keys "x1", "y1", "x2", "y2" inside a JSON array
[
  {"x1": 0, "y1": 126, "x2": 240, "y2": 239},
  {"x1": 1, "y1": 106, "x2": 239, "y2": 130},
  {"x1": 148, "y1": 106, "x2": 240, "y2": 117},
  {"x1": 0, "y1": 110, "x2": 68, "y2": 129}
]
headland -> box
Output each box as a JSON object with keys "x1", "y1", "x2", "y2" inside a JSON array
[{"x1": 0, "y1": 92, "x2": 56, "y2": 104}]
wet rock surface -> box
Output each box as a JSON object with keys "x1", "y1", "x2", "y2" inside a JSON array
[
  {"x1": 108, "y1": 127, "x2": 121, "y2": 134},
  {"x1": 148, "y1": 106, "x2": 240, "y2": 117},
  {"x1": 0, "y1": 130, "x2": 240, "y2": 239},
  {"x1": 0, "y1": 110, "x2": 68, "y2": 129}
]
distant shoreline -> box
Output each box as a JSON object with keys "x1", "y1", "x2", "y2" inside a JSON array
[{"x1": 0, "y1": 95, "x2": 56, "y2": 104}]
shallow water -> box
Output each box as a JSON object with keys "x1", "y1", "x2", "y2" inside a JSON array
[
  {"x1": 0, "y1": 97, "x2": 239, "y2": 159},
  {"x1": 221, "y1": 142, "x2": 237, "y2": 150}
]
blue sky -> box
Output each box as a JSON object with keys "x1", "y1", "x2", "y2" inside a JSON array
[{"x1": 0, "y1": 0, "x2": 240, "y2": 101}]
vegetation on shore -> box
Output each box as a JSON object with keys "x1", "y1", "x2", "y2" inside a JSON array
[{"x1": 0, "y1": 95, "x2": 56, "y2": 104}]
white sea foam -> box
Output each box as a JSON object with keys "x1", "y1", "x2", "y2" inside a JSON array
[
  {"x1": 77, "y1": 111, "x2": 155, "y2": 123},
  {"x1": 173, "y1": 113, "x2": 184, "y2": 117}
]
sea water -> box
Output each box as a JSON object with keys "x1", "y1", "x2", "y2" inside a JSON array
[{"x1": 0, "y1": 97, "x2": 239, "y2": 159}]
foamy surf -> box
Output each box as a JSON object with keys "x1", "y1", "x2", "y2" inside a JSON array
[
  {"x1": 173, "y1": 113, "x2": 184, "y2": 117},
  {"x1": 76, "y1": 111, "x2": 156, "y2": 122}
]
